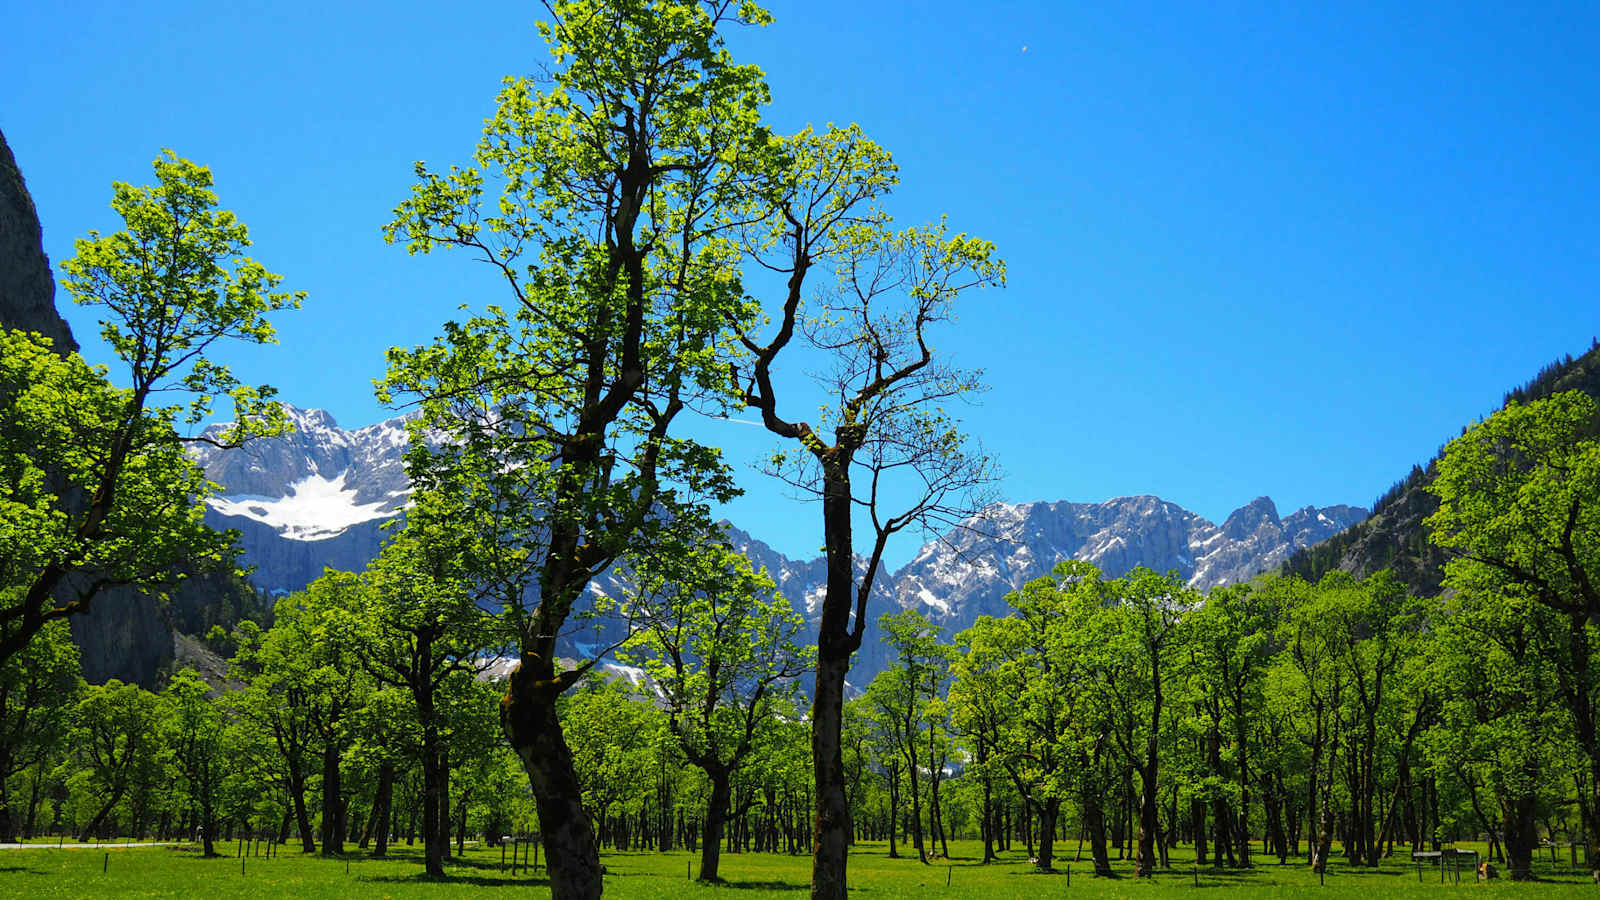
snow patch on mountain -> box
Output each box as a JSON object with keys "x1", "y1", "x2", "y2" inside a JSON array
[
  {"x1": 208, "y1": 471, "x2": 404, "y2": 541},
  {"x1": 193, "y1": 404, "x2": 417, "y2": 544}
]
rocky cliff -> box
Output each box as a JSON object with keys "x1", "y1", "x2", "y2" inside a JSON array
[{"x1": 0, "y1": 128, "x2": 74, "y2": 352}]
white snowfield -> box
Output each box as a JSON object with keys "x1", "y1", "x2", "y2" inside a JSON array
[{"x1": 206, "y1": 471, "x2": 407, "y2": 542}]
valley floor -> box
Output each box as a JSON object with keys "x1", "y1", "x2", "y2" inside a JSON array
[{"x1": 0, "y1": 839, "x2": 1594, "y2": 898}]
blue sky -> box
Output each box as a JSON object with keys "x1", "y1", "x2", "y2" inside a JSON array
[{"x1": 5, "y1": 0, "x2": 1597, "y2": 566}]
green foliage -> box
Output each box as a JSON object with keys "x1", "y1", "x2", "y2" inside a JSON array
[
  {"x1": 157, "y1": 669, "x2": 224, "y2": 852},
  {"x1": 623, "y1": 537, "x2": 810, "y2": 778},
  {"x1": 0, "y1": 619, "x2": 80, "y2": 838},
  {"x1": 0, "y1": 331, "x2": 220, "y2": 611},
  {"x1": 950, "y1": 565, "x2": 1097, "y2": 799},
  {"x1": 65, "y1": 680, "x2": 160, "y2": 838},
  {"x1": 376, "y1": 2, "x2": 784, "y2": 712},
  {"x1": 0, "y1": 150, "x2": 301, "y2": 664},
  {"x1": 1283, "y1": 341, "x2": 1600, "y2": 593},
  {"x1": 1428, "y1": 391, "x2": 1600, "y2": 617},
  {"x1": 564, "y1": 677, "x2": 665, "y2": 821},
  {"x1": 59, "y1": 151, "x2": 302, "y2": 433}
]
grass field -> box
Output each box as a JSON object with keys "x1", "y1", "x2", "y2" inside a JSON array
[{"x1": 1, "y1": 839, "x2": 1598, "y2": 897}]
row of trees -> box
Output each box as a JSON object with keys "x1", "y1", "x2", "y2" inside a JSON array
[
  {"x1": 6, "y1": 0, "x2": 1004, "y2": 895},
  {"x1": 0, "y1": 607, "x2": 532, "y2": 862}
]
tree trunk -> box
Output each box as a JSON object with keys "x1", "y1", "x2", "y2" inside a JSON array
[
  {"x1": 1084, "y1": 785, "x2": 1114, "y2": 877},
  {"x1": 699, "y1": 770, "x2": 731, "y2": 882},
  {"x1": 22, "y1": 767, "x2": 42, "y2": 840},
  {"x1": 290, "y1": 772, "x2": 315, "y2": 853},
  {"x1": 905, "y1": 742, "x2": 926, "y2": 863},
  {"x1": 1035, "y1": 797, "x2": 1060, "y2": 871},
  {"x1": 503, "y1": 659, "x2": 604, "y2": 900},
  {"x1": 1502, "y1": 793, "x2": 1538, "y2": 881},
  {"x1": 980, "y1": 768, "x2": 995, "y2": 863},
  {"x1": 78, "y1": 783, "x2": 125, "y2": 842},
  {"x1": 370, "y1": 761, "x2": 394, "y2": 857},
  {"x1": 0, "y1": 744, "x2": 15, "y2": 844},
  {"x1": 438, "y1": 747, "x2": 451, "y2": 859},
  {"x1": 810, "y1": 648, "x2": 852, "y2": 900},
  {"x1": 1136, "y1": 764, "x2": 1159, "y2": 876},
  {"x1": 886, "y1": 760, "x2": 900, "y2": 858},
  {"x1": 420, "y1": 725, "x2": 446, "y2": 878},
  {"x1": 200, "y1": 793, "x2": 217, "y2": 858}
]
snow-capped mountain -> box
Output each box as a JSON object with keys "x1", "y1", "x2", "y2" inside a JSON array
[
  {"x1": 191, "y1": 406, "x2": 418, "y2": 594},
  {"x1": 191, "y1": 404, "x2": 1367, "y2": 684},
  {"x1": 723, "y1": 495, "x2": 1365, "y2": 682}
]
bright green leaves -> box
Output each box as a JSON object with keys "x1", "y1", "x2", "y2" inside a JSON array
[
  {"x1": 4, "y1": 149, "x2": 296, "y2": 661},
  {"x1": 0, "y1": 330, "x2": 226, "y2": 625},
  {"x1": 748, "y1": 124, "x2": 898, "y2": 264},
  {"x1": 380, "y1": 2, "x2": 794, "y2": 673},
  {"x1": 59, "y1": 150, "x2": 302, "y2": 437},
  {"x1": 1427, "y1": 390, "x2": 1600, "y2": 618},
  {"x1": 621, "y1": 535, "x2": 811, "y2": 773},
  {"x1": 1423, "y1": 390, "x2": 1600, "y2": 860}
]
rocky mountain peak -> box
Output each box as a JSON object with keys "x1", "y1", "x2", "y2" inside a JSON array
[{"x1": 1220, "y1": 496, "x2": 1281, "y2": 541}]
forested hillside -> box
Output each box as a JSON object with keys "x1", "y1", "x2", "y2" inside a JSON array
[{"x1": 1283, "y1": 339, "x2": 1600, "y2": 594}]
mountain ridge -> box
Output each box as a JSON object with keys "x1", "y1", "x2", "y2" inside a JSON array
[{"x1": 193, "y1": 404, "x2": 1367, "y2": 682}]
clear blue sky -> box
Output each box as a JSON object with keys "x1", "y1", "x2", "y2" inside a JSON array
[{"x1": 5, "y1": 0, "x2": 1597, "y2": 566}]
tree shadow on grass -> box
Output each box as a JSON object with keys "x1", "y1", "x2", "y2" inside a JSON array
[
  {"x1": 437, "y1": 855, "x2": 517, "y2": 872},
  {"x1": 702, "y1": 880, "x2": 809, "y2": 891},
  {"x1": 0, "y1": 865, "x2": 46, "y2": 875},
  {"x1": 359, "y1": 872, "x2": 552, "y2": 888},
  {"x1": 1007, "y1": 867, "x2": 1120, "y2": 879}
]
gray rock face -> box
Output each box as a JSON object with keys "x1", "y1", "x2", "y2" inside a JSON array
[
  {"x1": 0, "y1": 128, "x2": 74, "y2": 351},
  {"x1": 0, "y1": 128, "x2": 178, "y2": 686},
  {"x1": 192, "y1": 406, "x2": 414, "y2": 526}
]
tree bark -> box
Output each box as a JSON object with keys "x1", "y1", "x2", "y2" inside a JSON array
[
  {"x1": 503, "y1": 659, "x2": 604, "y2": 900},
  {"x1": 78, "y1": 784, "x2": 125, "y2": 842},
  {"x1": 905, "y1": 736, "x2": 926, "y2": 863},
  {"x1": 291, "y1": 772, "x2": 316, "y2": 853},
  {"x1": 438, "y1": 747, "x2": 451, "y2": 859},
  {"x1": 699, "y1": 770, "x2": 731, "y2": 881},
  {"x1": 1503, "y1": 793, "x2": 1538, "y2": 881},
  {"x1": 1135, "y1": 764, "x2": 1159, "y2": 876},
  {"x1": 0, "y1": 743, "x2": 15, "y2": 844},
  {"x1": 1084, "y1": 784, "x2": 1114, "y2": 877},
  {"x1": 420, "y1": 725, "x2": 445, "y2": 877},
  {"x1": 370, "y1": 761, "x2": 394, "y2": 857},
  {"x1": 980, "y1": 766, "x2": 995, "y2": 863},
  {"x1": 1035, "y1": 797, "x2": 1060, "y2": 871},
  {"x1": 811, "y1": 649, "x2": 852, "y2": 900}
]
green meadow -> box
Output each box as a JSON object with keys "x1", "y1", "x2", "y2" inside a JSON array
[{"x1": 2, "y1": 840, "x2": 1597, "y2": 899}]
